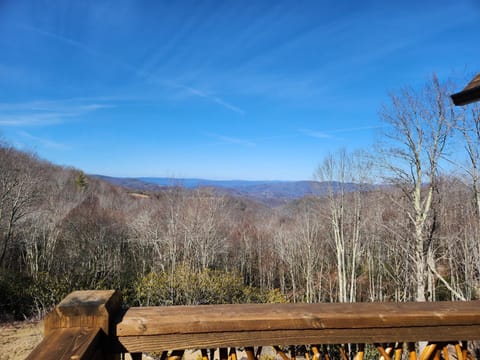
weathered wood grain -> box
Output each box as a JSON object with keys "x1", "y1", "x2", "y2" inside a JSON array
[
  {"x1": 45, "y1": 290, "x2": 122, "y2": 336},
  {"x1": 118, "y1": 325, "x2": 480, "y2": 353},
  {"x1": 30, "y1": 290, "x2": 122, "y2": 359},
  {"x1": 25, "y1": 328, "x2": 103, "y2": 360},
  {"x1": 117, "y1": 301, "x2": 480, "y2": 336}
]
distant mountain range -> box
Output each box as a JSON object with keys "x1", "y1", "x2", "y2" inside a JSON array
[{"x1": 93, "y1": 175, "x2": 370, "y2": 205}]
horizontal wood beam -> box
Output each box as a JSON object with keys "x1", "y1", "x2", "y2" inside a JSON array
[
  {"x1": 117, "y1": 301, "x2": 480, "y2": 336},
  {"x1": 118, "y1": 325, "x2": 480, "y2": 353}
]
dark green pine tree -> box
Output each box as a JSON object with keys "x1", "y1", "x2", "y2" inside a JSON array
[{"x1": 75, "y1": 171, "x2": 88, "y2": 191}]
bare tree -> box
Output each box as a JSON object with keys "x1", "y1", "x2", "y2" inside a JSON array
[
  {"x1": 0, "y1": 145, "x2": 44, "y2": 268},
  {"x1": 273, "y1": 217, "x2": 301, "y2": 302},
  {"x1": 180, "y1": 189, "x2": 228, "y2": 272},
  {"x1": 315, "y1": 149, "x2": 371, "y2": 303},
  {"x1": 377, "y1": 75, "x2": 458, "y2": 301},
  {"x1": 293, "y1": 204, "x2": 322, "y2": 303}
]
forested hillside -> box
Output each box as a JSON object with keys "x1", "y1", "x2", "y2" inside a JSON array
[{"x1": 1, "y1": 76, "x2": 480, "y2": 319}]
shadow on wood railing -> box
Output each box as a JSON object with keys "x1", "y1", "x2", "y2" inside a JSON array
[{"x1": 26, "y1": 290, "x2": 480, "y2": 360}]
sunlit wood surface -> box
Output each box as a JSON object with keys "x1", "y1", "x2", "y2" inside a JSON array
[{"x1": 117, "y1": 301, "x2": 480, "y2": 352}]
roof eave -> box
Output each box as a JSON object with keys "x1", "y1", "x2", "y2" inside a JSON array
[
  {"x1": 451, "y1": 73, "x2": 480, "y2": 106},
  {"x1": 451, "y1": 86, "x2": 480, "y2": 106}
]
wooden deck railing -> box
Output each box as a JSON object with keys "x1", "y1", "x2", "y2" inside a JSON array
[{"x1": 26, "y1": 290, "x2": 480, "y2": 360}]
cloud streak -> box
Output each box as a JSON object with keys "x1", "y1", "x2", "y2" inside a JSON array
[
  {"x1": 206, "y1": 133, "x2": 255, "y2": 147},
  {"x1": 20, "y1": 23, "x2": 245, "y2": 116},
  {"x1": 179, "y1": 85, "x2": 245, "y2": 115},
  {"x1": 0, "y1": 113, "x2": 70, "y2": 126},
  {"x1": 299, "y1": 128, "x2": 332, "y2": 139},
  {"x1": 300, "y1": 125, "x2": 382, "y2": 139},
  {"x1": 328, "y1": 125, "x2": 383, "y2": 133},
  {"x1": 18, "y1": 131, "x2": 69, "y2": 150},
  {"x1": 0, "y1": 99, "x2": 112, "y2": 126}
]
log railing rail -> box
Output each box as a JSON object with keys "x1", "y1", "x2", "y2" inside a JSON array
[{"x1": 27, "y1": 290, "x2": 480, "y2": 360}]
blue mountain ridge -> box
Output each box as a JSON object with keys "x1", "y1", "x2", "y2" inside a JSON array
[
  {"x1": 93, "y1": 175, "x2": 370, "y2": 205},
  {"x1": 138, "y1": 177, "x2": 285, "y2": 188}
]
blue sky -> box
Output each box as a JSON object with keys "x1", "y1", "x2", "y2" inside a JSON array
[{"x1": 0, "y1": 0, "x2": 479, "y2": 180}]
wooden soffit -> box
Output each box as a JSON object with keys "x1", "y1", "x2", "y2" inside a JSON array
[{"x1": 452, "y1": 73, "x2": 480, "y2": 106}]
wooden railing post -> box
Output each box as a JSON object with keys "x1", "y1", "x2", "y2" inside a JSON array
[{"x1": 27, "y1": 290, "x2": 122, "y2": 360}]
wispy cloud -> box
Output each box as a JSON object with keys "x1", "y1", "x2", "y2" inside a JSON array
[
  {"x1": 178, "y1": 85, "x2": 245, "y2": 115},
  {"x1": 328, "y1": 125, "x2": 383, "y2": 133},
  {"x1": 299, "y1": 129, "x2": 333, "y2": 139},
  {"x1": 300, "y1": 125, "x2": 382, "y2": 139},
  {"x1": 206, "y1": 133, "x2": 255, "y2": 147},
  {"x1": 18, "y1": 23, "x2": 103, "y2": 60},
  {"x1": 210, "y1": 96, "x2": 244, "y2": 115},
  {"x1": 0, "y1": 113, "x2": 70, "y2": 126},
  {"x1": 0, "y1": 100, "x2": 112, "y2": 112},
  {"x1": 20, "y1": 23, "x2": 245, "y2": 116},
  {"x1": 0, "y1": 99, "x2": 112, "y2": 126},
  {"x1": 18, "y1": 131, "x2": 69, "y2": 150}
]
